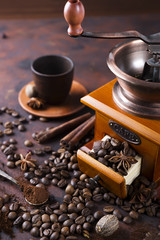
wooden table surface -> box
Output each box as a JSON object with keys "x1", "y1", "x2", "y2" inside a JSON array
[{"x1": 0, "y1": 14, "x2": 160, "y2": 240}]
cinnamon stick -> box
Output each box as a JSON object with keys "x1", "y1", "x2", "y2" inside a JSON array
[
  {"x1": 36, "y1": 112, "x2": 91, "y2": 143},
  {"x1": 62, "y1": 115, "x2": 95, "y2": 149},
  {"x1": 60, "y1": 116, "x2": 94, "y2": 147}
]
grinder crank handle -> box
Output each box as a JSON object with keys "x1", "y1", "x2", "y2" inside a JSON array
[{"x1": 64, "y1": 0, "x2": 160, "y2": 45}]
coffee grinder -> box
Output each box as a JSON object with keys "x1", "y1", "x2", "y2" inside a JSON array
[{"x1": 64, "y1": 0, "x2": 160, "y2": 198}]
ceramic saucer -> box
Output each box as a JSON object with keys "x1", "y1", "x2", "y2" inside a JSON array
[{"x1": 18, "y1": 81, "x2": 88, "y2": 118}]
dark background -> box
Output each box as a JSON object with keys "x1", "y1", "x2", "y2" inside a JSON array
[{"x1": 0, "y1": 0, "x2": 160, "y2": 18}]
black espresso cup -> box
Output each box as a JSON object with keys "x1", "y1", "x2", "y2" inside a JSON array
[{"x1": 31, "y1": 55, "x2": 74, "y2": 105}]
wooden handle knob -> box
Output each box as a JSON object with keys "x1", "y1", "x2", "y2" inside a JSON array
[{"x1": 64, "y1": 0, "x2": 85, "y2": 36}]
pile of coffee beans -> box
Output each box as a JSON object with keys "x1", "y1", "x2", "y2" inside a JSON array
[{"x1": 88, "y1": 136, "x2": 137, "y2": 175}]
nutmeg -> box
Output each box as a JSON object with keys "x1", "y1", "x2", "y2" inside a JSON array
[{"x1": 95, "y1": 214, "x2": 119, "y2": 237}]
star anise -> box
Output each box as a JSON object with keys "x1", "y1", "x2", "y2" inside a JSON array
[
  {"x1": 129, "y1": 183, "x2": 152, "y2": 204},
  {"x1": 108, "y1": 151, "x2": 137, "y2": 175},
  {"x1": 27, "y1": 97, "x2": 45, "y2": 110},
  {"x1": 15, "y1": 152, "x2": 37, "y2": 171}
]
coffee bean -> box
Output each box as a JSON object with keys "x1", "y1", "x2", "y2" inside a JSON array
[
  {"x1": 18, "y1": 124, "x2": 26, "y2": 131},
  {"x1": 24, "y1": 171, "x2": 35, "y2": 180},
  {"x1": 50, "y1": 231, "x2": 59, "y2": 240},
  {"x1": 63, "y1": 219, "x2": 74, "y2": 227},
  {"x1": 43, "y1": 229, "x2": 53, "y2": 236},
  {"x1": 22, "y1": 221, "x2": 32, "y2": 231},
  {"x1": 94, "y1": 211, "x2": 104, "y2": 220},
  {"x1": 8, "y1": 211, "x2": 17, "y2": 220},
  {"x1": 65, "y1": 184, "x2": 75, "y2": 195},
  {"x1": 113, "y1": 209, "x2": 123, "y2": 220},
  {"x1": 22, "y1": 212, "x2": 31, "y2": 221},
  {"x1": 32, "y1": 214, "x2": 41, "y2": 224},
  {"x1": 68, "y1": 203, "x2": 78, "y2": 213},
  {"x1": 30, "y1": 227, "x2": 40, "y2": 237},
  {"x1": 50, "y1": 214, "x2": 58, "y2": 223},
  {"x1": 30, "y1": 177, "x2": 39, "y2": 185},
  {"x1": 28, "y1": 114, "x2": 36, "y2": 121},
  {"x1": 60, "y1": 203, "x2": 68, "y2": 213},
  {"x1": 4, "y1": 121, "x2": 13, "y2": 129},
  {"x1": 1, "y1": 205, "x2": 9, "y2": 212},
  {"x1": 13, "y1": 216, "x2": 23, "y2": 226},
  {"x1": 68, "y1": 213, "x2": 78, "y2": 220},
  {"x1": 4, "y1": 128, "x2": 13, "y2": 135},
  {"x1": 70, "y1": 224, "x2": 76, "y2": 234},
  {"x1": 85, "y1": 200, "x2": 94, "y2": 209},
  {"x1": 51, "y1": 178, "x2": 59, "y2": 185},
  {"x1": 61, "y1": 226, "x2": 70, "y2": 236},
  {"x1": 92, "y1": 193, "x2": 103, "y2": 202},
  {"x1": 59, "y1": 234, "x2": 66, "y2": 240},
  {"x1": 123, "y1": 216, "x2": 133, "y2": 224},
  {"x1": 24, "y1": 140, "x2": 33, "y2": 147},
  {"x1": 86, "y1": 215, "x2": 95, "y2": 223},
  {"x1": 7, "y1": 161, "x2": 15, "y2": 168},
  {"x1": 41, "y1": 177, "x2": 50, "y2": 185},
  {"x1": 129, "y1": 210, "x2": 139, "y2": 219},
  {"x1": 83, "y1": 222, "x2": 91, "y2": 231},
  {"x1": 50, "y1": 202, "x2": 60, "y2": 210},
  {"x1": 53, "y1": 209, "x2": 63, "y2": 216},
  {"x1": 42, "y1": 214, "x2": 50, "y2": 223},
  {"x1": 76, "y1": 224, "x2": 82, "y2": 234},
  {"x1": 51, "y1": 223, "x2": 61, "y2": 232},
  {"x1": 57, "y1": 179, "x2": 67, "y2": 188},
  {"x1": 9, "y1": 202, "x2": 19, "y2": 211},
  {"x1": 103, "y1": 205, "x2": 114, "y2": 213},
  {"x1": 81, "y1": 208, "x2": 91, "y2": 217},
  {"x1": 75, "y1": 216, "x2": 85, "y2": 225},
  {"x1": 58, "y1": 214, "x2": 68, "y2": 223}
]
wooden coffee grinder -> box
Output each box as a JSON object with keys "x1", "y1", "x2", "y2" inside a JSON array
[{"x1": 64, "y1": 0, "x2": 160, "y2": 198}]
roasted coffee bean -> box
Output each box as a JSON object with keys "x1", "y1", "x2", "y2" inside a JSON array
[
  {"x1": 77, "y1": 203, "x2": 84, "y2": 212},
  {"x1": 18, "y1": 124, "x2": 26, "y2": 131},
  {"x1": 65, "y1": 184, "x2": 75, "y2": 195},
  {"x1": 123, "y1": 216, "x2": 133, "y2": 224},
  {"x1": 61, "y1": 226, "x2": 70, "y2": 236},
  {"x1": 58, "y1": 214, "x2": 68, "y2": 222},
  {"x1": 42, "y1": 214, "x2": 50, "y2": 223},
  {"x1": 4, "y1": 146, "x2": 14, "y2": 155},
  {"x1": 83, "y1": 222, "x2": 91, "y2": 231},
  {"x1": 7, "y1": 154, "x2": 14, "y2": 161},
  {"x1": 77, "y1": 181, "x2": 86, "y2": 189},
  {"x1": 121, "y1": 205, "x2": 131, "y2": 212},
  {"x1": 43, "y1": 146, "x2": 52, "y2": 153},
  {"x1": 63, "y1": 219, "x2": 74, "y2": 227},
  {"x1": 9, "y1": 202, "x2": 19, "y2": 211},
  {"x1": 103, "y1": 205, "x2": 115, "y2": 213},
  {"x1": 43, "y1": 229, "x2": 53, "y2": 236},
  {"x1": 32, "y1": 214, "x2": 42, "y2": 224},
  {"x1": 70, "y1": 178, "x2": 78, "y2": 188},
  {"x1": 4, "y1": 121, "x2": 13, "y2": 129},
  {"x1": 8, "y1": 211, "x2": 17, "y2": 220},
  {"x1": 4, "y1": 128, "x2": 13, "y2": 135},
  {"x1": 51, "y1": 223, "x2": 61, "y2": 232},
  {"x1": 3, "y1": 194, "x2": 10, "y2": 203},
  {"x1": 68, "y1": 203, "x2": 78, "y2": 213},
  {"x1": 53, "y1": 209, "x2": 63, "y2": 216},
  {"x1": 113, "y1": 209, "x2": 123, "y2": 220},
  {"x1": 75, "y1": 216, "x2": 85, "y2": 225},
  {"x1": 30, "y1": 209, "x2": 40, "y2": 215},
  {"x1": 14, "y1": 153, "x2": 20, "y2": 160},
  {"x1": 51, "y1": 178, "x2": 59, "y2": 185},
  {"x1": 86, "y1": 215, "x2": 95, "y2": 223},
  {"x1": 72, "y1": 197, "x2": 80, "y2": 205},
  {"x1": 1, "y1": 205, "x2": 9, "y2": 212},
  {"x1": 68, "y1": 213, "x2": 78, "y2": 220},
  {"x1": 24, "y1": 140, "x2": 33, "y2": 147},
  {"x1": 28, "y1": 114, "x2": 36, "y2": 121},
  {"x1": 32, "y1": 220, "x2": 42, "y2": 227},
  {"x1": 73, "y1": 170, "x2": 81, "y2": 178},
  {"x1": 94, "y1": 211, "x2": 104, "y2": 220},
  {"x1": 30, "y1": 227, "x2": 40, "y2": 237},
  {"x1": 40, "y1": 238, "x2": 48, "y2": 240},
  {"x1": 41, "y1": 222, "x2": 51, "y2": 229},
  {"x1": 76, "y1": 224, "x2": 82, "y2": 234},
  {"x1": 92, "y1": 193, "x2": 103, "y2": 202},
  {"x1": 7, "y1": 161, "x2": 15, "y2": 168},
  {"x1": 50, "y1": 202, "x2": 60, "y2": 210},
  {"x1": 50, "y1": 214, "x2": 58, "y2": 223},
  {"x1": 70, "y1": 224, "x2": 76, "y2": 234},
  {"x1": 50, "y1": 231, "x2": 59, "y2": 240},
  {"x1": 57, "y1": 179, "x2": 68, "y2": 188},
  {"x1": 129, "y1": 210, "x2": 139, "y2": 219},
  {"x1": 30, "y1": 177, "x2": 39, "y2": 185},
  {"x1": 41, "y1": 177, "x2": 50, "y2": 185},
  {"x1": 59, "y1": 234, "x2": 66, "y2": 240},
  {"x1": 13, "y1": 216, "x2": 23, "y2": 226},
  {"x1": 22, "y1": 212, "x2": 31, "y2": 221},
  {"x1": 81, "y1": 208, "x2": 91, "y2": 217},
  {"x1": 24, "y1": 171, "x2": 35, "y2": 180},
  {"x1": 22, "y1": 221, "x2": 32, "y2": 231}
]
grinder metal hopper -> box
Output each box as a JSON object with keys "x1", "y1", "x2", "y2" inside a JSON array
[{"x1": 64, "y1": 0, "x2": 160, "y2": 198}]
